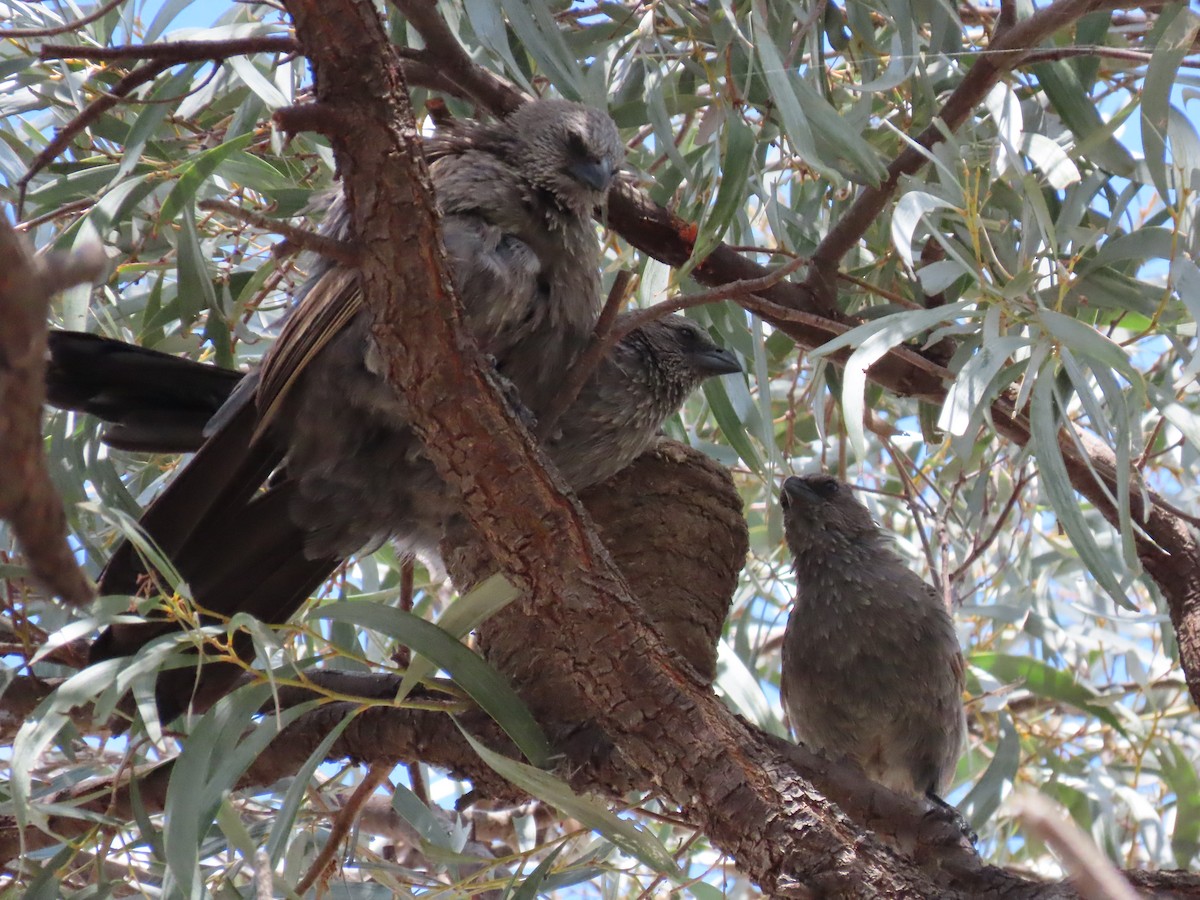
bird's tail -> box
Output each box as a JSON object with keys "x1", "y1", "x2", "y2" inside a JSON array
[
  {"x1": 99, "y1": 484, "x2": 342, "y2": 723},
  {"x1": 46, "y1": 330, "x2": 242, "y2": 453},
  {"x1": 45, "y1": 332, "x2": 337, "y2": 721}
]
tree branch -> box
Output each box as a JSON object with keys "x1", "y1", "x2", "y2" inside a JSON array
[
  {"x1": 389, "y1": 0, "x2": 1200, "y2": 707},
  {"x1": 0, "y1": 0, "x2": 128, "y2": 39},
  {"x1": 39, "y1": 36, "x2": 299, "y2": 62},
  {"x1": 0, "y1": 219, "x2": 102, "y2": 608},
  {"x1": 276, "y1": 1, "x2": 962, "y2": 894}
]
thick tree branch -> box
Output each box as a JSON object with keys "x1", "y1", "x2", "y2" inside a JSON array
[
  {"x1": 0, "y1": 674, "x2": 523, "y2": 863},
  {"x1": 390, "y1": 0, "x2": 1200, "y2": 706},
  {"x1": 277, "y1": 1, "x2": 962, "y2": 894},
  {"x1": 0, "y1": 218, "x2": 101, "y2": 607}
]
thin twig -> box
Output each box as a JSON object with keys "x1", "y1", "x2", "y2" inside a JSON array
[
  {"x1": 0, "y1": 0, "x2": 128, "y2": 39},
  {"x1": 1011, "y1": 792, "x2": 1141, "y2": 900},
  {"x1": 14, "y1": 199, "x2": 94, "y2": 232},
  {"x1": 295, "y1": 763, "x2": 392, "y2": 895},
  {"x1": 18, "y1": 59, "x2": 168, "y2": 209},
  {"x1": 537, "y1": 258, "x2": 804, "y2": 442},
  {"x1": 21, "y1": 38, "x2": 299, "y2": 210},
  {"x1": 198, "y1": 198, "x2": 361, "y2": 265},
  {"x1": 535, "y1": 270, "x2": 633, "y2": 441},
  {"x1": 39, "y1": 36, "x2": 299, "y2": 63},
  {"x1": 736, "y1": 290, "x2": 957, "y2": 384},
  {"x1": 613, "y1": 256, "x2": 807, "y2": 345},
  {"x1": 951, "y1": 468, "x2": 1032, "y2": 579},
  {"x1": 388, "y1": 0, "x2": 525, "y2": 114},
  {"x1": 837, "y1": 271, "x2": 926, "y2": 310},
  {"x1": 253, "y1": 848, "x2": 273, "y2": 900}
]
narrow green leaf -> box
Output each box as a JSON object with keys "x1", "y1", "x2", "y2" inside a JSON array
[
  {"x1": 939, "y1": 337, "x2": 1027, "y2": 436},
  {"x1": 812, "y1": 302, "x2": 974, "y2": 459},
  {"x1": 1155, "y1": 742, "x2": 1200, "y2": 867},
  {"x1": 498, "y1": 0, "x2": 584, "y2": 97},
  {"x1": 971, "y1": 653, "x2": 1125, "y2": 731},
  {"x1": 315, "y1": 603, "x2": 551, "y2": 767},
  {"x1": 693, "y1": 116, "x2": 755, "y2": 261},
  {"x1": 266, "y1": 704, "x2": 359, "y2": 865},
  {"x1": 176, "y1": 201, "x2": 221, "y2": 325},
  {"x1": 1030, "y1": 369, "x2": 1134, "y2": 609},
  {"x1": 1037, "y1": 309, "x2": 1139, "y2": 383},
  {"x1": 1140, "y1": 6, "x2": 1200, "y2": 201},
  {"x1": 161, "y1": 132, "x2": 256, "y2": 224},
  {"x1": 397, "y1": 572, "x2": 519, "y2": 703},
  {"x1": 509, "y1": 842, "x2": 570, "y2": 900},
  {"x1": 460, "y1": 729, "x2": 683, "y2": 879},
  {"x1": 391, "y1": 781, "x2": 455, "y2": 849},
  {"x1": 1032, "y1": 59, "x2": 1133, "y2": 175},
  {"x1": 703, "y1": 376, "x2": 765, "y2": 474},
  {"x1": 959, "y1": 711, "x2": 1019, "y2": 829}
]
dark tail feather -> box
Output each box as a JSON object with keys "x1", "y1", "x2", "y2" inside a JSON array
[
  {"x1": 97, "y1": 385, "x2": 284, "y2": 599},
  {"x1": 96, "y1": 485, "x2": 341, "y2": 722},
  {"x1": 46, "y1": 331, "x2": 242, "y2": 453}
]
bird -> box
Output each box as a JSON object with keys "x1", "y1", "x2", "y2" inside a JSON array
[
  {"x1": 778, "y1": 473, "x2": 966, "y2": 806},
  {"x1": 49, "y1": 314, "x2": 740, "y2": 475},
  {"x1": 545, "y1": 314, "x2": 740, "y2": 489},
  {"x1": 68, "y1": 321, "x2": 739, "y2": 724},
  {"x1": 59, "y1": 315, "x2": 737, "y2": 718},
  {"x1": 83, "y1": 99, "x2": 628, "y2": 719}
]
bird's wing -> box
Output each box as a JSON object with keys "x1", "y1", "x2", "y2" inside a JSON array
[{"x1": 254, "y1": 265, "x2": 362, "y2": 437}]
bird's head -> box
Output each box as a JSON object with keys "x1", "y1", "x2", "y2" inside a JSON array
[
  {"x1": 780, "y1": 474, "x2": 877, "y2": 549},
  {"x1": 506, "y1": 100, "x2": 625, "y2": 215},
  {"x1": 625, "y1": 314, "x2": 741, "y2": 400},
  {"x1": 659, "y1": 315, "x2": 742, "y2": 380}
]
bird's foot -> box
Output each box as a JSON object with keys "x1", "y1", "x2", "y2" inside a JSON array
[{"x1": 925, "y1": 790, "x2": 978, "y2": 845}]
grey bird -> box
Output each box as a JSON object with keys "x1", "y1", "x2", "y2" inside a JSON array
[
  {"x1": 779, "y1": 474, "x2": 967, "y2": 804},
  {"x1": 59, "y1": 315, "x2": 736, "y2": 718},
  {"x1": 48, "y1": 314, "x2": 738, "y2": 478},
  {"x1": 86, "y1": 100, "x2": 626, "y2": 717},
  {"x1": 546, "y1": 313, "x2": 740, "y2": 488}
]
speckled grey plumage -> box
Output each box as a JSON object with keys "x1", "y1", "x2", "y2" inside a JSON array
[
  {"x1": 779, "y1": 474, "x2": 966, "y2": 799},
  {"x1": 547, "y1": 313, "x2": 739, "y2": 489},
  {"x1": 91, "y1": 101, "x2": 625, "y2": 686},
  {"x1": 269, "y1": 101, "x2": 626, "y2": 558}
]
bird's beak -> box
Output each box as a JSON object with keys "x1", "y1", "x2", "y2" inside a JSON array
[
  {"x1": 568, "y1": 159, "x2": 616, "y2": 192},
  {"x1": 779, "y1": 476, "x2": 807, "y2": 508},
  {"x1": 692, "y1": 346, "x2": 741, "y2": 376}
]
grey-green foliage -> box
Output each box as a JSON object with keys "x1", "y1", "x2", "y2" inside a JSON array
[{"x1": 1, "y1": 0, "x2": 1197, "y2": 895}]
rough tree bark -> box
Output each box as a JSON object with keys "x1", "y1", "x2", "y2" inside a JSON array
[
  {"x1": 3, "y1": 0, "x2": 1195, "y2": 895},
  {"x1": 266, "y1": 0, "x2": 1177, "y2": 895}
]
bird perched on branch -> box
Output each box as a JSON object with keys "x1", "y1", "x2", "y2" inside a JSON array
[
  {"x1": 81, "y1": 99, "x2": 626, "y2": 717},
  {"x1": 51, "y1": 314, "x2": 739, "y2": 477},
  {"x1": 779, "y1": 474, "x2": 966, "y2": 806},
  {"x1": 53, "y1": 311, "x2": 737, "y2": 719}
]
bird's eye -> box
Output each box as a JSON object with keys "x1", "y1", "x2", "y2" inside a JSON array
[
  {"x1": 812, "y1": 479, "x2": 839, "y2": 499},
  {"x1": 566, "y1": 131, "x2": 589, "y2": 156}
]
